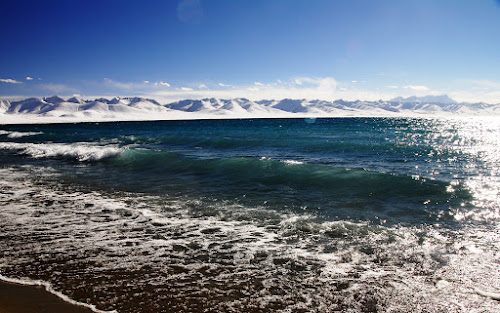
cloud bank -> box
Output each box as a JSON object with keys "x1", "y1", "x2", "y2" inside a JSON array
[{"x1": 1, "y1": 76, "x2": 499, "y2": 104}]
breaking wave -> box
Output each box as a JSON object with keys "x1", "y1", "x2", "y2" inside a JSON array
[
  {"x1": 60, "y1": 148, "x2": 468, "y2": 226},
  {"x1": 114, "y1": 149, "x2": 465, "y2": 197},
  {"x1": 0, "y1": 129, "x2": 43, "y2": 138},
  {"x1": 0, "y1": 167, "x2": 498, "y2": 313},
  {"x1": 0, "y1": 141, "x2": 124, "y2": 161}
]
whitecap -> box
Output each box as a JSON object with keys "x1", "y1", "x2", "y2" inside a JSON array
[
  {"x1": 0, "y1": 142, "x2": 124, "y2": 161},
  {"x1": 281, "y1": 159, "x2": 304, "y2": 165},
  {"x1": 0, "y1": 130, "x2": 43, "y2": 138}
]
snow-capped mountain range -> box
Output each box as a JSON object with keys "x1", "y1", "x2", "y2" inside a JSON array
[{"x1": 0, "y1": 95, "x2": 498, "y2": 124}]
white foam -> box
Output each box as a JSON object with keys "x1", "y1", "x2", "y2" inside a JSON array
[
  {"x1": 0, "y1": 130, "x2": 43, "y2": 138},
  {"x1": 0, "y1": 142, "x2": 124, "y2": 161},
  {"x1": 475, "y1": 288, "x2": 500, "y2": 300},
  {"x1": 282, "y1": 159, "x2": 304, "y2": 165},
  {"x1": 1, "y1": 166, "x2": 499, "y2": 312}
]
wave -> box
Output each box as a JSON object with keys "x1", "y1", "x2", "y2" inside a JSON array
[
  {"x1": 0, "y1": 130, "x2": 43, "y2": 138},
  {"x1": 0, "y1": 158, "x2": 497, "y2": 312},
  {"x1": 109, "y1": 132, "x2": 461, "y2": 170},
  {"x1": 0, "y1": 142, "x2": 124, "y2": 161},
  {"x1": 0, "y1": 140, "x2": 470, "y2": 224},
  {"x1": 0, "y1": 275, "x2": 116, "y2": 313},
  {"x1": 113, "y1": 149, "x2": 467, "y2": 200}
]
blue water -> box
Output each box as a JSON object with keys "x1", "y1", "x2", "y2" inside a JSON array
[{"x1": 0, "y1": 118, "x2": 499, "y2": 312}]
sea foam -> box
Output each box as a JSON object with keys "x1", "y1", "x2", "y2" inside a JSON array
[
  {"x1": 0, "y1": 274, "x2": 117, "y2": 313},
  {"x1": 0, "y1": 142, "x2": 124, "y2": 161},
  {"x1": 0, "y1": 130, "x2": 43, "y2": 138}
]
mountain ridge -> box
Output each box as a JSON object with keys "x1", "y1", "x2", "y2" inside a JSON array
[
  {"x1": 0, "y1": 95, "x2": 499, "y2": 123},
  {"x1": 390, "y1": 95, "x2": 457, "y2": 105}
]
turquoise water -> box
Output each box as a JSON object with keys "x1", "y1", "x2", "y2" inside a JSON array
[{"x1": 0, "y1": 118, "x2": 499, "y2": 312}]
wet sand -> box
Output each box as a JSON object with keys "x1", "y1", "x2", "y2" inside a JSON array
[{"x1": 0, "y1": 280, "x2": 94, "y2": 313}]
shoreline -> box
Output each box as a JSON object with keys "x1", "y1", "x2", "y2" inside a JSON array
[
  {"x1": 0, "y1": 112, "x2": 495, "y2": 126},
  {"x1": 0, "y1": 280, "x2": 95, "y2": 313},
  {"x1": 0, "y1": 276, "x2": 115, "y2": 313}
]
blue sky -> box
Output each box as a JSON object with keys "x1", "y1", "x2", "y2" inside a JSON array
[{"x1": 1, "y1": 0, "x2": 499, "y2": 102}]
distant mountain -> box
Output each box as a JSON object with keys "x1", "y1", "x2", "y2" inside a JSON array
[
  {"x1": 44, "y1": 95, "x2": 66, "y2": 105},
  {"x1": 3, "y1": 96, "x2": 168, "y2": 121},
  {"x1": 271, "y1": 99, "x2": 309, "y2": 113},
  {"x1": 7, "y1": 97, "x2": 57, "y2": 114},
  {"x1": 0, "y1": 95, "x2": 498, "y2": 123},
  {"x1": 66, "y1": 96, "x2": 85, "y2": 104},
  {"x1": 391, "y1": 95, "x2": 457, "y2": 105},
  {"x1": 0, "y1": 100, "x2": 10, "y2": 113}
]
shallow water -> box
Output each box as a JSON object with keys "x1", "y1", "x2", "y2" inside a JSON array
[{"x1": 0, "y1": 117, "x2": 499, "y2": 312}]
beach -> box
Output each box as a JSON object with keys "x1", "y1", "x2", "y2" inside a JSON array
[{"x1": 0, "y1": 280, "x2": 94, "y2": 313}]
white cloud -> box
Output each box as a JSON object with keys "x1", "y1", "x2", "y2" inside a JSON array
[
  {"x1": 105, "y1": 78, "x2": 135, "y2": 90},
  {"x1": 153, "y1": 81, "x2": 171, "y2": 87},
  {"x1": 403, "y1": 85, "x2": 429, "y2": 91},
  {"x1": 40, "y1": 83, "x2": 78, "y2": 94},
  {"x1": 351, "y1": 80, "x2": 358, "y2": 83},
  {"x1": 146, "y1": 76, "x2": 338, "y2": 102},
  {"x1": 73, "y1": 77, "x2": 500, "y2": 104},
  {"x1": 298, "y1": 76, "x2": 337, "y2": 89},
  {"x1": 446, "y1": 89, "x2": 500, "y2": 104},
  {"x1": 467, "y1": 79, "x2": 500, "y2": 91},
  {"x1": 0, "y1": 78, "x2": 22, "y2": 84},
  {"x1": 26, "y1": 76, "x2": 33, "y2": 81},
  {"x1": 453, "y1": 80, "x2": 500, "y2": 103},
  {"x1": 104, "y1": 78, "x2": 151, "y2": 90}
]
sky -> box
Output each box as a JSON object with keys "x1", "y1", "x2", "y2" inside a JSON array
[{"x1": 0, "y1": 0, "x2": 499, "y2": 103}]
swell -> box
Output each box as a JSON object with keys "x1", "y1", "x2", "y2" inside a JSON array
[
  {"x1": 0, "y1": 119, "x2": 466, "y2": 164},
  {"x1": 0, "y1": 130, "x2": 43, "y2": 138},
  {"x1": 87, "y1": 149, "x2": 472, "y2": 225},
  {"x1": 113, "y1": 149, "x2": 457, "y2": 195}
]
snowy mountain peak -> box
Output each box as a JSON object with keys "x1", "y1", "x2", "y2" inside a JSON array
[
  {"x1": 125, "y1": 97, "x2": 161, "y2": 106},
  {"x1": 391, "y1": 95, "x2": 457, "y2": 105},
  {"x1": 43, "y1": 95, "x2": 66, "y2": 104},
  {"x1": 0, "y1": 95, "x2": 499, "y2": 124},
  {"x1": 0, "y1": 100, "x2": 10, "y2": 113},
  {"x1": 66, "y1": 96, "x2": 85, "y2": 104},
  {"x1": 272, "y1": 99, "x2": 309, "y2": 113}
]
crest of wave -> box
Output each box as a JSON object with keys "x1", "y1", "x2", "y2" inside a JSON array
[{"x1": 0, "y1": 142, "x2": 124, "y2": 161}]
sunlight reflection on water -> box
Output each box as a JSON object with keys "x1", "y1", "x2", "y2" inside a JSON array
[{"x1": 399, "y1": 117, "x2": 500, "y2": 223}]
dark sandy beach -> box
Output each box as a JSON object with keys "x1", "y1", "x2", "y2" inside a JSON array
[{"x1": 0, "y1": 280, "x2": 94, "y2": 313}]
